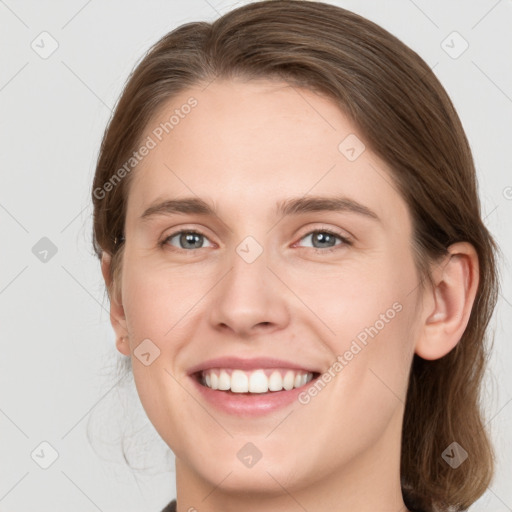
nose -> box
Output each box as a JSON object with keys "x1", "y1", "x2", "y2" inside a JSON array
[{"x1": 208, "y1": 244, "x2": 290, "y2": 339}]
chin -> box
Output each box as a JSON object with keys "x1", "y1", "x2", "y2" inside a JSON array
[{"x1": 202, "y1": 464, "x2": 302, "y2": 497}]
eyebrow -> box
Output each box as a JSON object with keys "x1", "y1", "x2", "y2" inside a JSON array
[{"x1": 139, "y1": 195, "x2": 380, "y2": 222}]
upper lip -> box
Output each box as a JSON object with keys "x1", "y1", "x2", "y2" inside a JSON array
[{"x1": 187, "y1": 356, "x2": 321, "y2": 376}]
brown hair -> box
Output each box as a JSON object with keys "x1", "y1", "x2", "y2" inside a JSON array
[{"x1": 91, "y1": 1, "x2": 500, "y2": 510}]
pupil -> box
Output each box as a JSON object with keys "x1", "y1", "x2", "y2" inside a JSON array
[
  {"x1": 181, "y1": 232, "x2": 202, "y2": 249},
  {"x1": 314, "y1": 232, "x2": 335, "y2": 248}
]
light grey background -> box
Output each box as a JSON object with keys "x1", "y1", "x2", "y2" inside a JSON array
[{"x1": 1, "y1": 1, "x2": 511, "y2": 510}]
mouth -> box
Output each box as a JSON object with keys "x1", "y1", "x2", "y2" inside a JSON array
[
  {"x1": 192, "y1": 368, "x2": 322, "y2": 394},
  {"x1": 187, "y1": 356, "x2": 323, "y2": 416}
]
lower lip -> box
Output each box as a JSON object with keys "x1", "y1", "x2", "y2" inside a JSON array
[{"x1": 190, "y1": 374, "x2": 318, "y2": 417}]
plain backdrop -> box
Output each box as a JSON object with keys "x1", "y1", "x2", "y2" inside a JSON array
[{"x1": 0, "y1": 1, "x2": 511, "y2": 511}]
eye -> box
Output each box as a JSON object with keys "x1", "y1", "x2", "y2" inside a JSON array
[
  {"x1": 159, "y1": 227, "x2": 352, "y2": 253},
  {"x1": 160, "y1": 229, "x2": 214, "y2": 251},
  {"x1": 295, "y1": 228, "x2": 352, "y2": 252}
]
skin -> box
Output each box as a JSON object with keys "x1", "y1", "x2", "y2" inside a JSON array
[{"x1": 101, "y1": 78, "x2": 479, "y2": 512}]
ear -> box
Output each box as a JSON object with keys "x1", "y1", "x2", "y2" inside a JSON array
[
  {"x1": 415, "y1": 242, "x2": 479, "y2": 360},
  {"x1": 101, "y1": 252, "x2": 131, "y2": 357}
]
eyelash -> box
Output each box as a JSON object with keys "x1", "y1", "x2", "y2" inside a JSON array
[{"x1": 158, "y1": 227, "x2": 352, "y2": 254}]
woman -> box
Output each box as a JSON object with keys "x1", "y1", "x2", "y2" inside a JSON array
[{"x1": 91, "y1": 1, "x2": 499, "y2": 511}]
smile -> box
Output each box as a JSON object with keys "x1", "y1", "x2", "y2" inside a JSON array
[{"x1": 198, "y1": 368, "x2": 318, "y2": 393}]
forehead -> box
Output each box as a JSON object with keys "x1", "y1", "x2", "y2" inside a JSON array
[{"x1": 126, "y1": 78, "x2": 408, "y2": 228}]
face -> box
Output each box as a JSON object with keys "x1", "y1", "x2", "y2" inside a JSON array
[{"x1": 109, "y1": 78, "x2": 425, "y2": 500}]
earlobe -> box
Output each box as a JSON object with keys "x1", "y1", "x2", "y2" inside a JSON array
[
  {"x1": 116, "y1": 335, "x2": 131, "y2": 357},
  {"x1": 100, "y1": 251, "x2": 129, "y2": 347},
  {"x1": 415, "y1": 242, "x2": 479, "y2": 360}
]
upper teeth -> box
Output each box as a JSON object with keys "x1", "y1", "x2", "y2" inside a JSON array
[{"x1": 201, "y1": 368, "x2": 314, "y2": 393}]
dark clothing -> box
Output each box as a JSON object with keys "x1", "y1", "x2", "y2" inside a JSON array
[
  {"x1": 161, "y1": 498, "x2": 426, "y2": 511},
  {"x1": 160, "y1": 499, "x2": 176, "y2": 512}
]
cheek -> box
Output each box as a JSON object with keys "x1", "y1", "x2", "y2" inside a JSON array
[
  {"x1": 121, "y1": 256, "x2": 214, "y2": 338},
  {"x1": 281, "y1": 255, "x2": 413, "y2": 343},
  {"x1": 292, "y1": 251, "x2": 418, "y2": 402}
]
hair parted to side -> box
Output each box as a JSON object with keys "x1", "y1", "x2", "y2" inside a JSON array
[{"x1": 91, "y1": 1, "x2": 500, "y2": 510}]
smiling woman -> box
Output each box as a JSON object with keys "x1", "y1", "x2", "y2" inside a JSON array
[{"x1": 91, "y1": 1, "x2": 499, "y2": 511}]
